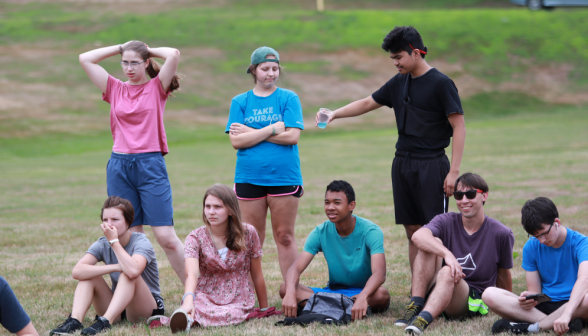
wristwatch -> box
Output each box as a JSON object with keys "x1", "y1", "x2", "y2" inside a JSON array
[{"x1": 109, "y1": 239, "x2": 119, "y2": 246}]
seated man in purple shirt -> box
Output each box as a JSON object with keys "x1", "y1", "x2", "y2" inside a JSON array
[{"x1": 395, "y1": 173, "x2": 515, "y2": 335}]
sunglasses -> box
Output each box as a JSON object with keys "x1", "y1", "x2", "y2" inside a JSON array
[{"x1": 453, "y1": 189, "x2": 484, "y2": 200}]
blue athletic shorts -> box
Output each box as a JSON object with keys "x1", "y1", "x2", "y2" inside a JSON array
[
  {"x1": 106, "y1": 152, "x2": 174, "y2": 227},
  {"x1": 309, "y1": 286, "x2": 363, "y2": 297}
]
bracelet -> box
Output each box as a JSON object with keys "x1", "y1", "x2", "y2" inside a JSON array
[
  {"x1": 182, "y1": 292, "x2": 195, "y2": 303},
  {"x1": 271, "y1": 125, "x2": 276, "y2": 136}
]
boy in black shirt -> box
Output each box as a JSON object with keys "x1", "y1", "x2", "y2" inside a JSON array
[{"x1": 315, "y1": 26, "x2": 466, "y2": 276}]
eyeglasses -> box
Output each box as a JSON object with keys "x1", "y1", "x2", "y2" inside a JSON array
[
  {"x1": 528, "y1": 222, "x2": 555, "y2": 239},
  {"x1": 119, "y1": 61, "x2": 144, "y2": 69},
  {"x1": 453, "y1": 189, "x2": 484, "y2": 200}
]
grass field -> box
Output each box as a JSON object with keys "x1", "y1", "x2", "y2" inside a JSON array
[
  {"x1": 1, "y1": 107, "x2": 588, "y2": 335},
  {"x1": 1, "y1": 0, "x2": 588, "y2": 335}
]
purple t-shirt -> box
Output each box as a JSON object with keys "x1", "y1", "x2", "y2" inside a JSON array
[{"x1": 423, "y1": 212, "x2": 515, "y2": 292}]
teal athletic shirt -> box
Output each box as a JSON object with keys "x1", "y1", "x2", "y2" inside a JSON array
[
  {"x1": 303, "y1": 215, "x2": 385, "y2": 288},
  {"x1": 225, "y1": 88, "x2": 304, "y2": 186}
]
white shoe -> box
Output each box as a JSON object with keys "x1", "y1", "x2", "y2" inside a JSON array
[
  {"x1": 147, "y1": 315, "x2": 170, "y2": 325},
  {"x1": 170, "y1": 309, "x2": 194, "y2": 334}
]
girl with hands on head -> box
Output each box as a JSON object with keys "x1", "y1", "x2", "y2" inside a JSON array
[
  {"x1": 226, "y1": 46, "x2": 305, "y2": 279},
  {"x1": 49, "y1": 196, "x2": 164, "y2": 336},
  {"x1": 79, "y1": 41, "x2": 186, "y2": 284},
  {"x1": 169, "y1": 184, "x2": 268, "y2": 333}
]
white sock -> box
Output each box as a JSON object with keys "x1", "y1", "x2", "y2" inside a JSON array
[{"x1": 527, "y1": 322, "x2": 540, "y2": 333}]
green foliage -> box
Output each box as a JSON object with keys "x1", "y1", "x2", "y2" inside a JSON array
[{"x1": 2, "y1": 108, "x2": 588, "y2": 335}]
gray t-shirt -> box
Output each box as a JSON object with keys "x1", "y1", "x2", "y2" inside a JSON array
[
  {"x1": 423, "y1": 212, "x2": 515, "y2": 293},
  {"x1": 87, "y1": 233, "x2": 164, "y2": 309}
]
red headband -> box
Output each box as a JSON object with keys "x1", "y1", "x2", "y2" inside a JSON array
[{"x1": 409, "y1": 44, "x2": 427, "y2": 55}]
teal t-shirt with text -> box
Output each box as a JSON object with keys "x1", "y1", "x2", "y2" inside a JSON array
[
  {"x1": 225, "y1": 88, "x2": 304, "y2": 186},
  {"x1": 303, "y1": 215, "x2": 385, "y2": 288}
]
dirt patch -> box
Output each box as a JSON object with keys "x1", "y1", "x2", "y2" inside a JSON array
[
  {"x1": 4, "y1": 0, "x2": 229, "y2": 15},
  {"x1": 2, "y1": 43, "x2": 585, "y2": 138},
  {"x1": 283, "y1": 49, "x2": 588, "y2": 104}
]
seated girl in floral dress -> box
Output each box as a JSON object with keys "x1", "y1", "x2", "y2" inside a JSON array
[{"x1": 170, "y1": 184, "x2": 268, "y2": 332}]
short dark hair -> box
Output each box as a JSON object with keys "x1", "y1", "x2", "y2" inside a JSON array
[
  {"x1": 381, "y1": 26, "x2": 427, "y2": 59},
  {"x1": 326, "y1": 180, "x2": 355, "y2": 204},
  {"x1": 521, "y1": 197, "x2": 559, "y2": 235},
  {"x1": 454, "y1": 173, "x2": 489, "y2": 193},
  {"x1": 100, "y1": 196, "x2": 135, "y2": 229}
]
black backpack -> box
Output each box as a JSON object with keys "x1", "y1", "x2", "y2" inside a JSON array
[{"x1": 276, "y1": 292, "x2": 369, "y2": 326}]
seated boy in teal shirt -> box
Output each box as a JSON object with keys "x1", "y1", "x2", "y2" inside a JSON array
[{"x1": 280, "y1": 180, "x2": 390, "y2": 321}]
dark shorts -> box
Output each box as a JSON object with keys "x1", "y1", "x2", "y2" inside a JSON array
[
  {"x1": 536, "y1": 300, "x2": 567, "y2": 316},
  {"x1": 107, "y1": 152, "x2": 174, "y2": 227},
  {"x1": 234, "y1": 183, "x2": 304, "y2": 200},
  {"x1": 392, "y1": 150, "x2": 450, "y2": 225}
]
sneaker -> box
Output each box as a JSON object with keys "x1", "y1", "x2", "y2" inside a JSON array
[
  {"x1": 395, "y1": 301, "x2": 423, "y2": 327},
  {"x1": 170, "y1": 309, "x2": 196, "y2": 334},
  {"x1": 568, "y1": 318, "x2": 584, "y2": 333},
  {"x1": 491, "y1": 319, "x2": 530, "y2": 334},
  {"x1": 50, "y1": 315, "x2": 84, "y2": 335},
  {"x1": 405, "y1": 316, "x2": 430, "y2": 335},
  {"x1": 80, "y1": 315, "x2": 111, "y2": 335}
]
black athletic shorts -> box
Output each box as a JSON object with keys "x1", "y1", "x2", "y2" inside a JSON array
[
  {"x1": 391, "y1": 150, "x2": 450, "y2": 225},
  {"x1": 536, "y1": 300, "x2": 567, "y2": 315},
  {"x1": 234, "y1": 183, "x2": 304, "y2": 200}
]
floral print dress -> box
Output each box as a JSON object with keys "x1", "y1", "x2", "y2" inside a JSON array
[{"x1": 184, "y1": 223, "x2": 263, "y2": 327}]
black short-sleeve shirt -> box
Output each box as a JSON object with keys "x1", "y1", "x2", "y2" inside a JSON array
[{"x1": 372, "y1": 68, "x2": 463, "y2": 154}]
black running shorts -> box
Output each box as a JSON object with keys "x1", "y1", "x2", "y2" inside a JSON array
[
  {"x1": 234, "y1": 183, "x2": 304, "y2": 200},
  {"x1": 392, "y1": 150, "x2": 450, "y2": 225},
  {"x1": 536, "y1": 300, "x2": 567, "y2": 316}
]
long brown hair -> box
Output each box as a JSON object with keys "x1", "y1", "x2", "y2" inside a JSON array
[
  {"x1": 122, "y1": 40, "x2": 181, "y2": 94},
  {"x1": 202, "y1": 184, "x2": 247, "y2": 252},
  {"x1": 100, "y1": 196, "x2": 134, "y2": 229}
]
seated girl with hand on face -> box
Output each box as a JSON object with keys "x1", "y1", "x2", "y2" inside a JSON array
[
  {"x1": 50, "y1": 196, "x2": 164, "y2": 336},
  {"x1": 169, "y1": 184, "x2": 268, "y2": 333}
]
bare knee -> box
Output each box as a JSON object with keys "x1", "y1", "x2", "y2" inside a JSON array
[
  {"x1": 279, "y1": 282, "x2": 287, "y2": 298},
  {"x1": 155, "y1": 233, "x2": 182, "y2": 252},
  {"x1": 436, "y1": 266, "x2": 455, "y2": 285},
  {"x1": 370, "y1": 287, "x2": 391, "y2": 310},
  {"x1": 482, "y1": 287, "x2": 499, "y2": 308},
  {"x1": 580, "y1": 293, "x2": 588, "y2": 309},
  {"x1": 117, "y1": 272, "x2": 138, "y2": 283},
  {"x1": 274, "y1": 230, "x2": 295, "y2": 247}
]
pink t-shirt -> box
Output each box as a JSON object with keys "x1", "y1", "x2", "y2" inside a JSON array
[{"x1": 102, "y1": 75, "x2": 170, "y2": 155}]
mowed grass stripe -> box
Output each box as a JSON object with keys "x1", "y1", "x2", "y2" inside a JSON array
[
  {"x1": 1, "y1": 108, "x2": 587, "y2": 335},
  {"x1": 2, "y1": 6, "x2": 588, "y2": 65}
]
